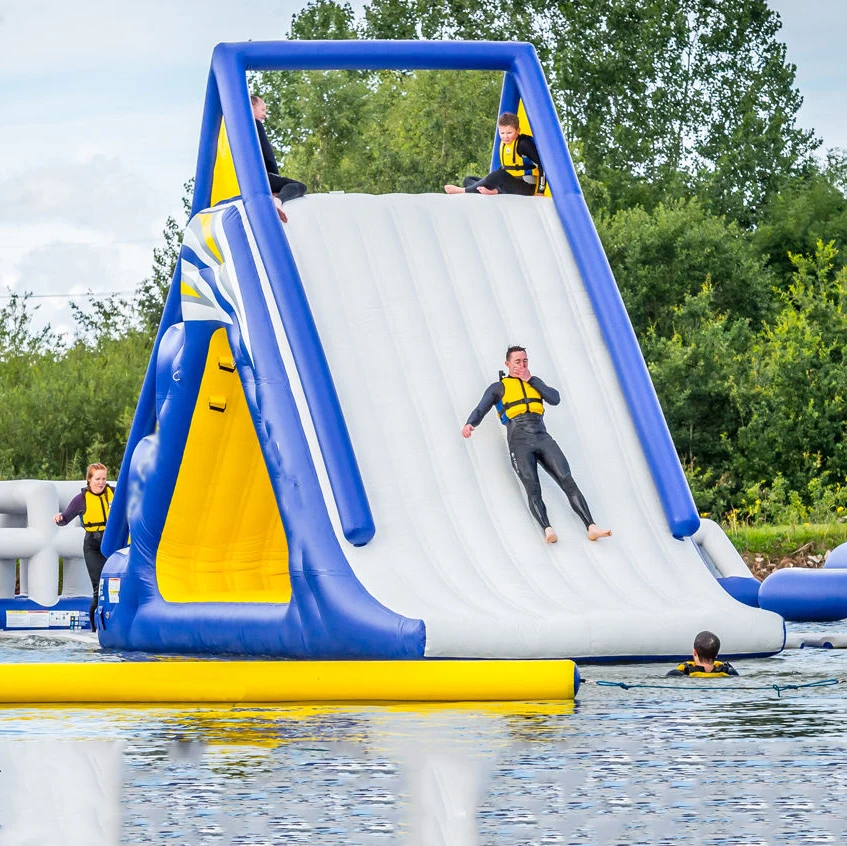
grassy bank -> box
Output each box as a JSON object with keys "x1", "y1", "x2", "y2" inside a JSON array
[{"x1": 724, "y1": 522, "x2": 847, "y2": 559}]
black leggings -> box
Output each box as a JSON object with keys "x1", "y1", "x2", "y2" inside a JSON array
[
  {"x1": 508, "y1": 417, "x2": 594, "y2": 532},
  {"x1": 462, "y1": 171, "x2": 536, "y2": 196},
  {"x1": 269, "y1": 175, "x2": 307, "y2": 204},
  {"x1": 83, "y1": 531, "x2": 106, "y2": 631}
]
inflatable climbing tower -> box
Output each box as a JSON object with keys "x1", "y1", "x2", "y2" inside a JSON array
[{"x1": 97, "y1": 40, "x2": 785, "y2": 660}]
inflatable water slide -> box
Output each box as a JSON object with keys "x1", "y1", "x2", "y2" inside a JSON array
[{"x1": 97, "y1": 40, "x2": 785, "y2": 661}]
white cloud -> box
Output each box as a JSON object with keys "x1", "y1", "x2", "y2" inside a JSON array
[
  {"x1": 1, "y1": 238, "x2": 153, "y2": 338},
  {"x1": 0, "y1": 1, "x2": 302, "y2": 75},
  {"x1": 0, "y1": 157, "x2": 164, "y2": 236}
]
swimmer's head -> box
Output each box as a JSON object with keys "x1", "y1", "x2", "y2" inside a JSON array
[{"x1": 693, "y1": 630, "x2": 720, "y2": 663}]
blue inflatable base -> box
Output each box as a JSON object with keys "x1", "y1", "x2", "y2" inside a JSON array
[
  {"x1": 759, "y1": 568, "x2": 847, "y2": 622},
  {"x1": 717, "y1": 576, "x2": 761, "y2": 608}
]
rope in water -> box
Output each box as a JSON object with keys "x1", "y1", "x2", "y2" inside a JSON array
[{"x1": 593, "y1": 678, "x2": 841, "y2": 698}]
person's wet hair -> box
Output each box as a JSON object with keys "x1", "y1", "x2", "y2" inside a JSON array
[
  {"x1": 498, "y1": 112, "x2": 520, "y2": 130},
  {"x1": 694, "y1": 630, "x2": 720, "y2": 662},
  {"x1": 86, "y1": 462, "x2": 107, "y2": 483}
]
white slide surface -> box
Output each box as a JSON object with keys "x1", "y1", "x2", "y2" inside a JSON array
[{"x1": 282, "y1": 193, "x2": 784, "y2": 659}]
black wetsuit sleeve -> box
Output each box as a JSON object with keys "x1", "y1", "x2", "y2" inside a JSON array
[
  {"x1": 527, "y1": 376, "x2": 560, "y2": 406},
  {"x1": 722, "y1": 662, "x2": 739, "y2": 676},
  {"x1": 255, "y1": 119, "x2": 280, "y2": 176},
  {"x1": 517, "y1": 135, "x2": 546, "y2": 194},
  {"x1": 466, "y1": 382, "x2": 505, "y2": 427}
]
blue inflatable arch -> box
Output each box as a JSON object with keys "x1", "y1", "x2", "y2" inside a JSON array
[{"x1": 91, "y1": 39, "x2": 776, "y2": 662}]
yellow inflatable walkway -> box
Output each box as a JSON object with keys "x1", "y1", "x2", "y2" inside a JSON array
[{"x1": 0, "y1": 659, "x2": 579, "y2": 704}]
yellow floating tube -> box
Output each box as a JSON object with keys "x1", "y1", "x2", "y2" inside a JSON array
[{"x1": 0, "y1": 659, "x2": 580, "y2": 704}]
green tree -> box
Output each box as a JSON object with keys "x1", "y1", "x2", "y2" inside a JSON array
[
  {"x1": 598, "y1": 198, "x2": 776, "y2": 340},
  {"x1": 733, "y1": 241, "x2": 847, "y2": 495},
  {"x1": 0, "y1": 291, "x2": 148, "y2": 479},
  {"x1": 252, "y1": 1, "x2": 371, "y2": 193},
  {"x1": 752, "y1": 151, "x2": 847, "y2": 284},
  {"x1": 253, "y1": 0, "x2": 501, "y2": 195},
  {"x1": 643, "y1": 284, "x2": 753, "y2": 517},
  {"x1": 364, "y1": 0, "x2": 815, "y2": 223}
]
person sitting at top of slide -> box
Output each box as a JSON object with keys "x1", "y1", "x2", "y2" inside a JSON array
[
  {"x1": 462, "y1": 346, "x2": 611, "y2": 543},
  {"x1": 445, "y1": 112, "x2": 546, "y2": 196},
  {"x1": 251, "y1": 95, "x2": 307, "y2": 223},
  {"x1": 666, "y1": 630, "x2": 739, "y2": 677}
]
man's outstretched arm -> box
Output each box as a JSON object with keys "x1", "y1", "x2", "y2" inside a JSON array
[{"x1": 462, "y1": 382, "x2": 504, "y2": 437}]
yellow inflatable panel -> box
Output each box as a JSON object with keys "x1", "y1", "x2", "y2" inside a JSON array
[
  {"x1": 211, "y1": 120, "x2": 241, "y2": 206},
  {"x1": 517, "y1": 100, "x2": 552, "y2": 197},
  {"x1": 0, "y1": 660, "x2": 578, "y2": 704},
  {"x1": 157, "y1": 328, "x2": 290, "y2": 604}
]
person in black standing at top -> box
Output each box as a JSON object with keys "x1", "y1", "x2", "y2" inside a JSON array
[
  {"x1": 445, "y1": 112, "x2": 546, "y2": 197},
  {"x1": 462, "y1": 347, "x2": 611, "y2": 544},
  {"x1": 53, "y1": 463, "x2": 114, "y2": 631},
  {"x1": 251, "y1": 95, "x2": 307, "y2": 223}
]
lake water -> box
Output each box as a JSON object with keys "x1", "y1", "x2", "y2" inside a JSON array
[{"x1": 0, "y1": 622, "x2": 845, "y2": 845}]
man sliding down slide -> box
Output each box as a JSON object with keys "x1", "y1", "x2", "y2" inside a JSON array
[{"x1": 462, "y1": 346, "x2": 611, "y2": 544}]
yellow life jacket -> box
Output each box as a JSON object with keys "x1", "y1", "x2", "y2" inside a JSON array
[
  {"x1": 499, "y1": 136, "x2": 539, "y2": 188},
  {"x1": 81, "y1": 487, "x2": 113, "y2": 532},
  {"x1": 500, "y1": 376, "x2": 544, "y2": 420},
  {"x1": 674, "y1": 660, "x2": 734, "y2": 678}
]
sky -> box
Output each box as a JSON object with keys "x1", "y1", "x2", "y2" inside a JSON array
[{"x1": 1, "y1": 1, "x2": 845, "y2": 338}]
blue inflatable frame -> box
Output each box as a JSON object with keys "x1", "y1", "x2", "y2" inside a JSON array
[
  {"x1": 106, "y1": 40, "x2": 697, "y2": 561},
  {"x1": 99, "y1": 40, "x2": 698, "y2": 656}
]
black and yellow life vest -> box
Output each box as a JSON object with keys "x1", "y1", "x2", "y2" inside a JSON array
[
  {"x1": 81, "y1": 486, "x2": 113, "y2": 532},
  {"x1": 499, "y1": 376, "x2": 544, "y2": 421},
  {"x1": 499, "y1": 136, "x2": 539, "y2": 187},
  {"x1": 672, "y1": 660, "x2": 736, "y2": 678}
]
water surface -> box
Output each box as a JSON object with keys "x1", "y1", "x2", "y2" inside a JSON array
[{"x1": 0, "y1": 622, "x2": 845, "y2": 844}]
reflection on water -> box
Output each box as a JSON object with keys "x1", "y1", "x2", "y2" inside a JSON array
[{"x1": 0, "y1": 623, "x2": 844, "y2": 843}]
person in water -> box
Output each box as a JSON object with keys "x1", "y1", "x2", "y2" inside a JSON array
[
  {"x1": 445, "y1": 112, "x2": 546, "y2": 196},
  {"x1": 53, "y1": 463, "x2": 114, "y2": 631},
  {"x1": 667, "y1": 630, "x2": 739, "y2": 677},
  {"x1": 251, "y1": 95, "x2": 307, "y2": 223},
  {"x1": 462, "y1": 346, "x2": 611, "y2": 543}
]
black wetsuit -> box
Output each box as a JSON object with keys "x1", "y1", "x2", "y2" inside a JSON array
[
  {"x1": 465, "y1": 378, "x2": 595, "y2": 532},
  {"x1": 463, "y1": 135, "x2": 546, "y2": 196},
  {"x1": 56, "y1": 486, "x2": 114, "y2": 630},
  {"x1": 255, "y1": 119, "x2": 307, "y2": 204}
]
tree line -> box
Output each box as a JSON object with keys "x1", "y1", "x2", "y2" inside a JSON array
[{"x1": 2, "y1": 0, "x2": 846, "y2": 525}]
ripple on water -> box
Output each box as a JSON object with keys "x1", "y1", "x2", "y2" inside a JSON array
[{"x1": 0, "y1": 622, "x2": 844, "y2": 842}]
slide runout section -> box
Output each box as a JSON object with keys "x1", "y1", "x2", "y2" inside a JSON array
[{"x1": 281, "y1": 192, "x2": 784, "y2": 659}]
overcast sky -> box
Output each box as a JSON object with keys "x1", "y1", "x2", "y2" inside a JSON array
[{"x1": 1, "y1": 1, "x2": 845, "y2": 338}]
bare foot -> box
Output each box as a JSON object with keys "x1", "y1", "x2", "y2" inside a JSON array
[
  {"x1": 274, "y1": 197, "x2": 288, "y2": 223},
  {"x1": 545, "y1": 527, "x2": 558, "y2": 544},
  {"x1": 444, "y1": 184, "x2": 464, "y2": 194},
  {"x1": 587, "y1": 524, "x2": 612, "y2": 541},
  {"x1": 477, "y1": 186, "x2": 498, "y2": 195}
]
